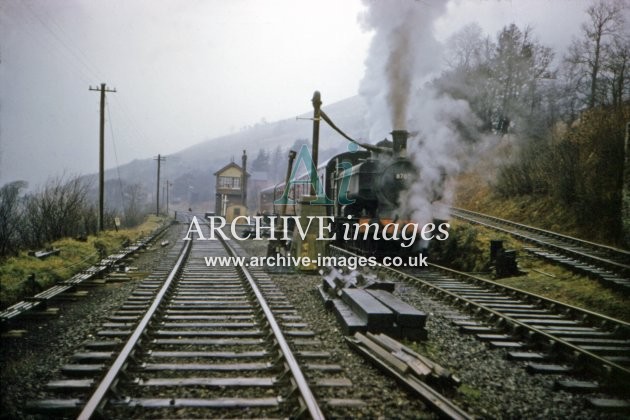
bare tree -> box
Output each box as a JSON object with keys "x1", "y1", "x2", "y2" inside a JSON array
[
  {"x1": 565, "y1": 0, "x2": 626, "y2": 108},
  {"x1": 123, "y1": 183, "x2": 148, "y2": 227},
  {"x1": 22, "y1": 175, "x2": 92, "y2": 246},
  {"x1": 0, "y1": 181, "x2": 27, "y2": 256},
  {"x1": 604, "y1": 34, "x2": 630, "y2": 107},
  {"x1": 439, "y1": 24, "x2": 496, "y2": 131},
  {"x1": 439, "y1": 24, "x2": 554, "y2": 135},
  {"x1": 444, "y1": 23, "x2": 487, "y2": 72},
  {"x1": 491, "y1": 24, "x2": 555, "y2": 133}
]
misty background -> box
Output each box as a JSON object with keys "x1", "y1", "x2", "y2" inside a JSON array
[
  {"x1": 2, "y1": 0, "x2": 629, "y2": 248},
  {"x1": 2, "y1": 0, "x2": 591, "y2": 187}
]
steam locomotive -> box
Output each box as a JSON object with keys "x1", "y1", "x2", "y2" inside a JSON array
[{"x1": 258, "y1": 130, "x2": 441, "y2": 255}]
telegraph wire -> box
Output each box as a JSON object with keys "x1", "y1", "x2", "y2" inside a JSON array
[
  {"x1": 110, "y1": 95, "x2": 153, "y2": 147},
  {"x1": 17, "y1": 1, "x2": 154, "y2": 160},
  {"x1": 27, "y1": 1, "x2": 106, "y2": 82},
  {"x1": 22, "y1": 0, "x2": 153, "y2": 146},
  {"x1": 18, "y1": 1, "x2": 101, "y2": 84},
  {"x1": 105, "y1": 97, "x2": 127, "y2": 214},
  {"x1": 8, "y1": 5, "x2": 91, "y2": 86}
]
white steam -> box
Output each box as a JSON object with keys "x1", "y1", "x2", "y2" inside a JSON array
[{"x1": 359, "y1": 0, "x2": 474, "y2": 224}]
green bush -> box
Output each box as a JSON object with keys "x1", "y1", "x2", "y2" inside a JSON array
[{"x1": 430, "y1": 224, "x2": 489, "y2": 272}]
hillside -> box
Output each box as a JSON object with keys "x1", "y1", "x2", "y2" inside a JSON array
[
  {"x1": 94, "y1": 92, "x2": 627, "y2": 250},
  {"x1": 454, "y1": 104, "x2": 630, "y2": 248},
  {"x1": 100, "y1": 95, "x2": 368, "y2": 210}
]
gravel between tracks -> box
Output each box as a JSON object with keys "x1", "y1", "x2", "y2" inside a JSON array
[
  {"x1": 1, "y1": 229, "x2": 621, "y2": 419},
  {"x1": 0, "y1": 224, "x2": 183, "y2": 419},
  {"x1": 393, "y1": 281, "x2": 614, "y2": 419},
  {"x1": 239, "y1": 239, "x2": 621, "y2": 419},
  {"x1": 237, "y1": 239, "x2": 433, "y2": 419}
]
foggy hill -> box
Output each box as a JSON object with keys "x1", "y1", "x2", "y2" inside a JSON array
[{"x1": 102, "y1": 95, "x2": 368, "y2": 209}]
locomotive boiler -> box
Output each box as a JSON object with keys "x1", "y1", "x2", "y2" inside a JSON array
[{"x1": 338, "y1": 130, "x2": 414, "y2": 218}]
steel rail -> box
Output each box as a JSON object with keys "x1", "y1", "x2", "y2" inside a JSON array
[
  {"x1": 0, "y1": 222, "x2": 171, "y2": 324},
  {"x1": 221, "y1": 238, "x2": 325, "y2": 420},
  {"x1": 452, "y1": 207, "x2": 630, "y2": 256},
  {"x1": 77, "y1": 239, "x2": 192, "y2": 420},
  {"x1": 329, "y1": 245, "x2": 630, "y2": 386},
  {"x1": 451, "y1": 207, "x2": 630, "y2": 273},
  {"x1": 428, "y1": 262, "x2": 630, "y2": 331}
]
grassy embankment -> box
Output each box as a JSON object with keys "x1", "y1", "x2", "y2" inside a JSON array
[
  {"x1": 446, "y1": 172, "x2": 630, "y2": 323},
  {"x1": 0, "y1": 215, "x2": 166, "y2": 310}
]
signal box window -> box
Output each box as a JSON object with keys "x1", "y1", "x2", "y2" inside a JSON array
[{"x1": 219, "y1": 176, "x2": 241, "y2": 189}]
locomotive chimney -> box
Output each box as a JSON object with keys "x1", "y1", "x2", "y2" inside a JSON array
[
  {"x1": 391, "y1": 130, "x2": 408, "y2": 154},
  {"x1": 241, "y1": 149, "x2": 247, "y2": 208}
]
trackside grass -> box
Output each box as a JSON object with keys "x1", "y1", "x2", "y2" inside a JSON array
[
  {"x1": 0, "y1": 215, "x2": 166, "y2": 310},
  {"x1": 433, "y1": 221, "x2": 630, "y2": 323}
]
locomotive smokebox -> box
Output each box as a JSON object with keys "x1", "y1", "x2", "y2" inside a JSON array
[{"x1": 391, "y1": 130, "x2": 408, "y2": 154}]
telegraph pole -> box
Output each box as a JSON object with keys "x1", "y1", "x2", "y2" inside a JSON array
[
  {"x1": 623, "y1": 122, "x2": 630, "y2": 245},
  {"x1": 89, "y1": 83, "x2": 116, "y2": 231},
  {"x1": 166, "y1": 180, "x2": 171, "y2": 216},
  {"x1": 154, "y1": 154, "x2": 166, "y2": 215}
]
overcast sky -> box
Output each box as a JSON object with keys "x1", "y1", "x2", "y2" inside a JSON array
[{"x1": 0, "y1": 0, "x2": 595, "y2": 188}]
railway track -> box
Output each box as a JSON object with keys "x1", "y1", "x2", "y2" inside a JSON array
[
  {"x1": 451, "y1": 207, "x2": 630, "y2": 292},
  {"x1": 28, "y1": 226, "x2": 360, "y2": 418},
  {"x1": 0, "y1": 222, "x2": 171, "y2": 325},
  {"x1": 330, "y1": 245, "x2": 630, "y2": 410}
]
